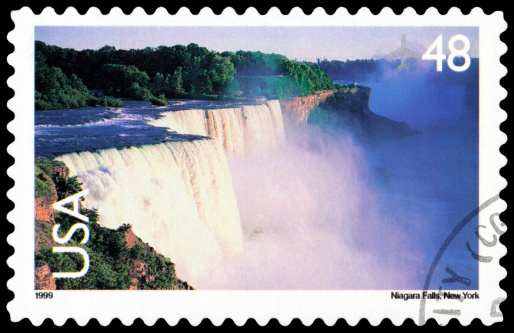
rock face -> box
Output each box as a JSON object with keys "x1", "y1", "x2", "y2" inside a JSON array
[
  {"x1": 35, "y1": 164, "x2": 69, "y2": 289},
  {"x1": 279, "y1": 90, "x2": 335, "y2": 126},
  {"x1": 51, "y1": 164, "x2": 70, "y2": 180},
  {"x1": 124, "y1": 229, "x2": 141, "y2": 249},
  {"x1": 128, "y1": 259, "x2": 150, "y2": 289},
  {"x1": 35, "y1": 194, "x2": 58, "y2": 222},
  {"x1": 35, "y1": 264, "x2": 56, "y2": 290},
  {"x1": 129, "y1": 259, "x2": 148, "y2": 279},
  {"x1": 35, "y1": 164, "x2": 70, "y2": 223}
]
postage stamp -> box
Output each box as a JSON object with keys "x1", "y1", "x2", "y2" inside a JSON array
[{"x1": 7, "y1": 8, "x2": 507, "y2": 325}]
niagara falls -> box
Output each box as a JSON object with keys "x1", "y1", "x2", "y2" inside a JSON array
[{"x1": 33, "y1": 26, "x2": 480, "y2": 292}]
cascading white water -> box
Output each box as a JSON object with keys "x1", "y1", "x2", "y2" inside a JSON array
[
  {"x1": 165, "y1": 140, "x2": 242, "y2": 254},
  {"x1": 53, "y1": 100, "x2": 288, "y2": 285},
  {"x1": 147, "y1": 109, "x2": 209, "y2": 136},
  {"x1": 267, "y1": 100, "x2": 286, "y2": 146},
  {"x1": 147, "y1": 101, "x2": 286, "y2": 154},
  {"x1": 55, "y1": 138, "x2": 243, "y2": 283},
  {"x1": 206, "y1": 108, "x2": 245, "y2": 154},
  {"x1": 243, "y1": 104, "x2": 278, "y2": 153}
]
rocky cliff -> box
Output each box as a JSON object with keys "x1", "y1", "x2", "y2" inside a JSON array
[
  {"x1": 313, "y1": 87, "x2": 418, "y2": 142},
  {"x1": 34, "y1": 163, "x2": 64, "y2": 290},
  {"x1": 281, "y1": 87, "x2": 417, "y2": 142},
  {"x1": 279, "y1": 90, "x2": 336, "y2": 126},
  {"x1": 35, "y1": 159, "x2": 68, "y2": 223},
  {"x1": 35, "y1": 195, "x2": 58, "y2": 223},
  {"x1": 123, "y1": 229, "x2": 194, "y2": 290},
  {"x1": 35, "y1": 161, "x2": 68, "y2": 253},
  {"x1": 35, "y1": 264, "x2": 56, "y2": 290}
]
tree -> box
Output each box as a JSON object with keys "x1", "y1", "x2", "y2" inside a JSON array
[
  {"x1": 100, "y1": 64, "x2": 151, "y2": 98},
  {"x1": 55, "y1": 176, "x2": 83, "y2": 200},
  {"x1": 222, "y1": 78, "x2": 240, "y2": 97},
  {"x1": 165, "y1": 67, "x2": 185, "y2": 96},
  {"x1": 35, "y1": 56, "x2": 96, "y2": 110},
  {"x1": 198, "y1": 69, "x2": 213, "y2": 95},
  {"x1": 149, "y1": 73, "x2": 166, "y2": 96},
  {"x1": 128, "y1": 82, "x2": 152, "y2": 100},
  {"x1": 210, "y1": 55, "x2": 236, "y2": 93}
]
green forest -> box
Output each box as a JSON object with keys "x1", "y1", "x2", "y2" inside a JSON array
[{"x1": 36, "y1": 41, "x2": 337, "y2": 110}]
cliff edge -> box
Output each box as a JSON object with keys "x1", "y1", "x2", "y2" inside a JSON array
[
  {"x1": 279, "y1": 90, "x2": 336, "y2": 127},
  {"x1": 322, "y1": 87, "x2": 418, "y2": 141},
  {"x1": 294, "y1": 87, "x2": 418, "y2": 142}
]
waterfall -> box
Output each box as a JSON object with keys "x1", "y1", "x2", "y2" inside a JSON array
[
  {"x1": 206, "y1": 108, "x2": 245, "y2": 154},
  {"x1": 147, "y1": 100, "x2": 286, "y2": 154},
  {"x1": 52, "y1": 100, "x2": 286, "y2": 283},
  {"x1": 267, "y1": 100, "x2": 286, "y2": 146},
  {"x1": 147, "y1": 109, "x2": 209, "y2": 136},
  {"x1": 55, "y1": 138, "x2": 243, "y2": 283},
  {"x1": 243, "y1": 104, "x2": 278, "y2": 153}
]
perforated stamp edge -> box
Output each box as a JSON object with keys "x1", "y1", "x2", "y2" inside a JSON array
[{"x1": 7, "y1": 7, "x2": 507, "y2": 326}]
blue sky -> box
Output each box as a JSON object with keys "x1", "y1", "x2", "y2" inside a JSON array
[{"x1": 35, "y1": 26, "x2": 479, "y2": 61}]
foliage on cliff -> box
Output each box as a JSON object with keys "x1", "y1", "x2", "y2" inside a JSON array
[
  {"x1": 35, "y1": 41, "x2": 337, "y2": 107},
  {"x1": 35, "y1": 159, "x2": 63, "y2": 197},
  {"x1": 35, "y1": 159, "x2": 192, "y2": 290}
]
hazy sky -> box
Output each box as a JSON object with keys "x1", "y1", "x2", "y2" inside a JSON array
[{"x1": 35, "y1": 26, "x2": 479, "y2": 61}]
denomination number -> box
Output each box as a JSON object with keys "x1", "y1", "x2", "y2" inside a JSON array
[{"x1": 422, "y1": 34, "x2": 471, "y2": 72}]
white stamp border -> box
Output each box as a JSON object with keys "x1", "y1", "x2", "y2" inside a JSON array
[{"x1": 7, "y1": 7, "x2": 507, "y2": 326}]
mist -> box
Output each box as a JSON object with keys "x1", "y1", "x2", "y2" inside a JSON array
[
  {"x1": 193, "y1": 126, "x2": 425, "y2": 290},
  {"x1": 188, "y1": 60, "x2": 479, "y2": 289}
]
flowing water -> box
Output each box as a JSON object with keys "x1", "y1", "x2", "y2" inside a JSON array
[{"x1": 55, "y1": 139, "x2": 242, "y2": 282}]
